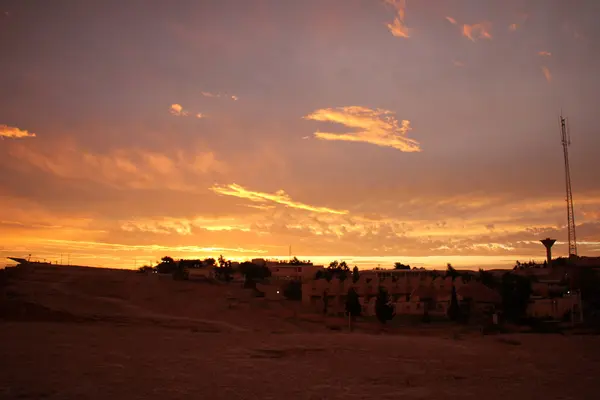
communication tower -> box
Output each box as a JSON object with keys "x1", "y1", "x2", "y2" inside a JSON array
[{"x1": 560, "y1": 116, "x2": 577, "y2": 257}]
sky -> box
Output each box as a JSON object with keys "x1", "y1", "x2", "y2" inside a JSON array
[{"x1": 1, "y1": 0, "x2": 600, "y2": 270}]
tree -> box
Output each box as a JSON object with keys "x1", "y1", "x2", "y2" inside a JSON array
[
  {"x1": 345, "y1": 287, "x2": 362, "y2": 331},
  {"x1": 215, "y1": 255, "x2": 233, "y2": 282},
  {"x1": 326, "y1": 260, "x2": 350, "y2": 281},
  {"x1": 137, "y1": 265, "x2": 154, "y2": 274},
  {"x1": 375, "y1": 287, "x2": 395, "y2": 325},
  {"x1": 156, "y1": 256, "x2": 177, "y2": 274},
  {"x1": 447, "y1": 285, "x2": 461, "y2": 321},
  {"x1": 283, "y1": 280, "x2": 302, "y2": 301},
  {"x1": 352, "y1": 266, "x2": 360, "y2": 283},
  {"x1": 501, "y1": 273, "x2": 532, "y2": 322},
  {"x1": 172, "y1": 261, "x2": 189, "y2": 281},
  {"x1": 394, "y1": 262, "x2": 411, "y2": 270},
  {"x1": 478, "y1": 268, "x2": 497, "y2": 289},
  {"x1": 290, "y1": 257, "x2": 302, "y2": 265},
  {"x1": 203, "y1": 258, "x2": 216, "y2": 267},
  {"x1": 322, "y1": 289, "x2": 330, "y2": 315},
  {"x1": 446, "y1": 263, "x2": 460, "y2": 281},
  {"x1": 239, "y1": 261, "x2": 271, "y2": 288}
]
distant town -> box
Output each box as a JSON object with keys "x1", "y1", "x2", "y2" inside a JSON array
[{"x1": 6, "y1": 238, "x2": 600, "y2": 328}]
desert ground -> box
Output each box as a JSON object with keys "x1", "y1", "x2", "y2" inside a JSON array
[{"x1": 1, "y1": 265, "x2": 599, "y2": 399}]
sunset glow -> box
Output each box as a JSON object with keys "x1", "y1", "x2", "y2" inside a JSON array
[{"x1": 1, "y1": 1, "x2": 599, "y2": 270}]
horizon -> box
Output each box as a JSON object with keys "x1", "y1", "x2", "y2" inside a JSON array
[
  {"x1": 1, "y1": 0, "x2": 599, "y2": 269},
  {"x1": 4, "y1": 253, "x2": 546, "y2": 271}
]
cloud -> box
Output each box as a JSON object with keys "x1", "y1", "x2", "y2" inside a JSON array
[
  {"x1": 196, "y1": 113, "x2": 204, "y2": 119},
  {"x1": 384, "y1": 0, "x2": 411, "y2": 38},
  {"x1": 453, "y1": 60, "x2": 465, "y2": 67},
  {"x1": 462, "y1": 22, "x2": 492, "y2": 41},
  {"x1": 542, "y1": 66, "x2": 552, "y2": 82},
  {"x1": 508, "y1": 23, "x2": 518, "y2": 32},
  {"x1": 121, "y1": 216, "x2": 252, "y2": 235},
  {"x1": 303, "y1": 106, "x2": 421, "y2": 152},
  {"x1": 3, "y1": 140, "x2": 226, "y2": 191},
  {"x1": 201, "y1": 91, "x2": 239, "y2": 101},
  {"x1": 446, "y1": 16, "x2": 457, "y2": 25},
  {"x1": 0, "y1": 125, "x2": 36, "y2": 139},
  {"x1": 39, "y1": 238, "x2": 267, "y2": 255},
  {"x1": 538, "y1": 51, "x2": 552, "y2": 57},
  {"x1": 210, "y1": 183, "x2": 348, "y2": 215},
  {"x1": 169, "y1": 103, "x2": 188, "y2": 117}
]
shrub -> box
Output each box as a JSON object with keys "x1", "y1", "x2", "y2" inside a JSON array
[{"x1": 283, "y1": 280, "x2": 302, "y2": 301}]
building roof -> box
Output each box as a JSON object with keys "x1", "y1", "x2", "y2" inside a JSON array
[{"x1": 457, "y1": 282, "x2": 501, "y2": 304}]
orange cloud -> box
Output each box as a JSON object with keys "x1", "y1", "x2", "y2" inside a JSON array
[
  {"x1": 446, "y1": 16, "x2": 457, "y2": 25},
  {"x1": 5, "y1": 140, "x2": 226, "y2": 191},
  {"x1": 169, "y1": 103, "x2": 188, "y2": 116},
  {"x1": 384, "y1": 0, "x2": 411, "y2": 38},
  {"x1": 538, "y1": 51, "x2": 552, "y2": 57},
  {"x1": 231, "y1": 95, "x2": 239, "y2": 101},
  {"x1": 542, "y1": 66, "x2": 552, "y2": 82},
  {"x1": 462, "y1": 22, "x2": 492, "y2": 41},
  {"x1": 196, "y1": 113, "x2": 204, "y2": 119},
  {"x1": 39, "y1": 239, "x2": 267, "y2": 255},
  {"x1": 508, "y1": 23, "x2": 518, "y2": 32},
  {"x1": 0, "y1": 125, "x2": 36, "y2": 139},
  {"x1": 121, "y1": 216, "x2": 252, "y2": 235},
  {"x1": 210, "y1": 183, "x2": 348, "y2": 215},
  {"x1": 303, "y1": 106, "x2": 421, "y2": 152}
]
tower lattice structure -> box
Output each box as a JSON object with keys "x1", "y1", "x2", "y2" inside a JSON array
[{"x1": 560, "y1": 116, "x2": 577, "y2": 257}]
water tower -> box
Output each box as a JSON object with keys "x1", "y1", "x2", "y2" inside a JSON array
[{"x1": 540, "y1": 238, "x2": 556, "y2": 267}]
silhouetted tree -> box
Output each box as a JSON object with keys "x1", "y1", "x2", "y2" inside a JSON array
[
  {"x1": 156, "y1": 256, "x2": 177, "y2": 274},
  {"x1": 172, "y1": 261, "x2": 189, "y2": 281},
  {"x1": 315, "y1": 270, "x2": 324, "y2": 280},
  {"x1": 215, "y1": 255, "x2": 233, "y2": 282},
  {"x1": 289, "y1": 257, "x2": 302, "y2": 265},
  {"x1": 326, "y1": 260, "x2": 350, "y2": 281},
  {"x1": 394, "y1": 262, "x2": 411, "y2": 270},
  {"x1": 137, "y1": 265, "x2": 154, "y2": 273},
  {"x1": 501, "y1": 273, "x2": 532, "y2": 322},
  {"x1": 352, "y1": 266, "x2": 360, "y2": 283},
  {"x1": 239, "y1": 261, "x2": 271, "y2": 288},
  {"x1": 448, "y1": 285, "x2": 461, "y2": 321},
  {"x1": 203, "y1": 258, "x2": 216, "y2": 267},
  {"x1": 446, "y1": 263, "x2": 460, "y2": 281},
  {"x1": 345, "y1": 287, "x2": 362, "y2": 331},
  {"x1": 322, "y1": 290, "x2": 330, "y2": 315},
  {"x1": 283, "y1": 280, "x2": 302, "y2": 301},
  {"x1": 375, "y1": 287, "x2": 395, "y2": 325},
  {"x1": 478, "y1": 268, "x2": 497, "y2": 289}
]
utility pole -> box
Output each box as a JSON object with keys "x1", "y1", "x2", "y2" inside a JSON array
[{"x1": 560, "y1": 116, "x2": 577, "y2": 257}]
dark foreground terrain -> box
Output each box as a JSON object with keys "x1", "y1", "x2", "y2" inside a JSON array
[{"x1": 1, "y1": 265, "x2": 599, "y2": 399}]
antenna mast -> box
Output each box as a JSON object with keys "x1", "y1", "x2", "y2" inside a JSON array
[{"x1": 560, "y1": 115, "x2": 577, "y2": 257}]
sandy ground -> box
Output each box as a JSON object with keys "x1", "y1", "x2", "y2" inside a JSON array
[{"x1": 1, "y1": 265, "x2": 600, "y2": 399}]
